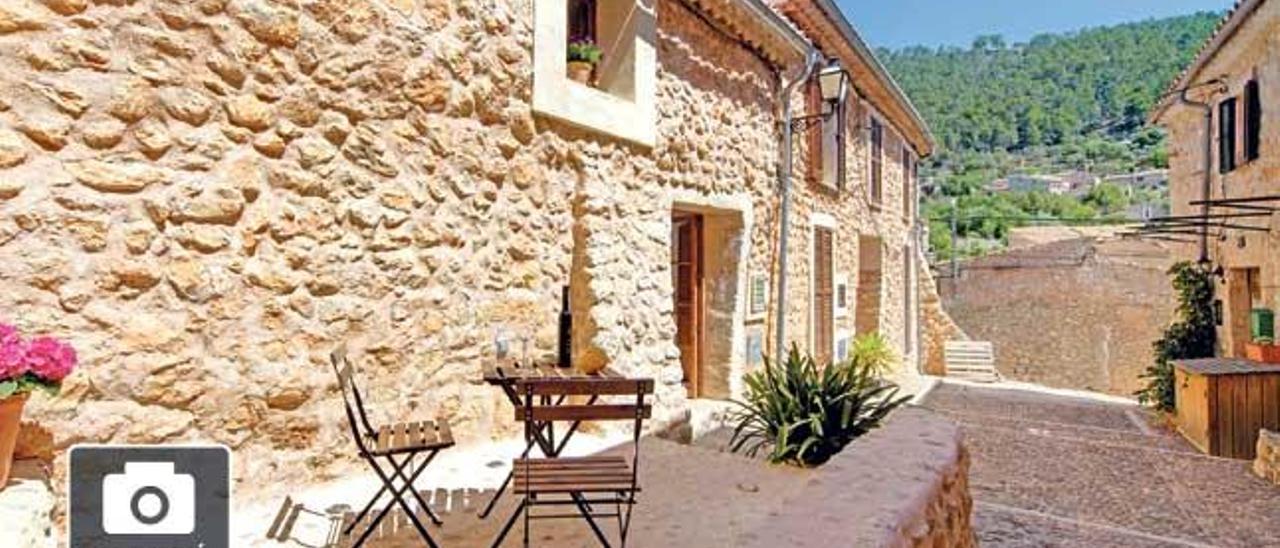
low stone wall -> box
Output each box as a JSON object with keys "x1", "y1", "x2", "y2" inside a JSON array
[
  {"x1": 1256, "y1": 429, "x2": 1280, "y2": 485},
  {"x1": 745, "y1": 406, "x2": 976, "y2": 547}
]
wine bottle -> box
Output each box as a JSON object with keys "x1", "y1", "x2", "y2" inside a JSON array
[{"x1": 558, "y1": 285, "x2": 572, "y2": 368}]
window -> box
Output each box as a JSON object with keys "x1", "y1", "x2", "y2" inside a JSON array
[
  {"x1": 1219, "y1": 97, "x2": 1237, "y2": 174},
  {"x1": 568, "y1": 0, "x2": 596, "y2": 43},
  {"x1": 902, "y1": 146, "x2": 914, "y2": 219},
  {"x1": 870, "y1": 118, "x2": 884, "y2": 203},
  {"x1": 1245, "y1": 79, "x2": 1261, "y2": 162},
  {"x1": 532, "y1": 0, "x2": 656, "y2": 147}
]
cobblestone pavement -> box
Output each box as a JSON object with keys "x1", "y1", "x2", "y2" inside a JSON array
[{"x1": 922, "y1": 381, "x2": 1280, "y2": 547}]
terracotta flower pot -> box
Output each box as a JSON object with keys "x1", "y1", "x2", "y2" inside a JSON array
[
  {"x1": 0, "y1": 393, "x2": 28, "y2": 490},
  {"x1": 1245, "y1": 342, "x2": 1280, "y2": 364},
  {"x1": 567, "y1": 61, "x2": 595, "y2": 85}
]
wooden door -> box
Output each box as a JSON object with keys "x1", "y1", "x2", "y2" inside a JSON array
[
  {"x1": 814, "y1": 227, "x2": 834, "y2": 365},
  {"x1": 672, "y1": 213, "x2": 704, "y2": 397}
]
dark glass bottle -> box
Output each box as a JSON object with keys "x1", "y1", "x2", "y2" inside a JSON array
[{"x1": 558, "y1": 286, "x2": 572, "y2": 368}]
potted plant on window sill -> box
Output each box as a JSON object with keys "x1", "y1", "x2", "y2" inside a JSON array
[
  {"x1": 0, "y1": 323, "x2": 76, "y2": 490},
  {"x1": 1245, "y1": 337, "x2": 1280, "y2": 364},
  {"x1": 566, "y1": 37, "x2": 602, "y2": 87}
]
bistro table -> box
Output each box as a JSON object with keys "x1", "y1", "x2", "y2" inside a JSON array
[{"x1": 477, "y1": 361, "x2": 637, "y2": 519}]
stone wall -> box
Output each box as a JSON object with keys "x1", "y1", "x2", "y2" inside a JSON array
[
  {"x1": 1256, "y1": 429, "x2": 1280, "y2": 485},
  {"x1": 0, "y1": 0, "x2": 924, "y2": 510},
  {"x1": 744, "y1": 406, "x2": 976, "y2": 547},
  {"x1": 941, "y1": 235, "x2": 1176, "y2": 396},
  {"x1": 920, "y1": 247, "x2": 966, "y2": 376}
]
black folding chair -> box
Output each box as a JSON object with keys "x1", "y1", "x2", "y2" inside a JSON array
[
  {"x1": 491, "y1": 377, "x2": 653, "y2": 547},
  {"x1": 330, "y1": 346, "x2": 455, "y2": 547}
]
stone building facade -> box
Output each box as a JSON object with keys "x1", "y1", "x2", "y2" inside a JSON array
[
  {"x1": 0, "y1": 0, "x2": 933, "y2": 496},
  {"x1": 1153, "y1": 0, "x2": 1280, "y2": 358}
]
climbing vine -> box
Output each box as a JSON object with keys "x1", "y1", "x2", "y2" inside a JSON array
[{"x1": 1136, "y1": 262, "x2": 1216, "y2": 412}]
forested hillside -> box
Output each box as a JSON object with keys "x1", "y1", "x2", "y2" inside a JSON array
[{"x1": 879, "y1": 12, "x2": 1222, "y2": 258}]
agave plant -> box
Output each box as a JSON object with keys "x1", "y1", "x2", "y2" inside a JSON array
[{"x1": 729, "y1": 344, "x2": 909, "y2": 467}]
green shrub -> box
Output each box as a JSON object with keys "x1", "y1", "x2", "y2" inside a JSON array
[
  {"x1": 729, "y1": 344, "x2": 909, "y2": 467},
  {"x1": 1136, "y1": 262, "x2": 1216, "y2": 411}
]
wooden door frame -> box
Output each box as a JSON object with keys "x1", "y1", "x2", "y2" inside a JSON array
[{"x1": 672, "y1": 212, "x2": 705, "y2": 398}]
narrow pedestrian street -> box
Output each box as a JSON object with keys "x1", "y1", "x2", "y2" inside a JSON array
[{"x1": 922, "y1": 382, "x2": 1280, "y2": 547}]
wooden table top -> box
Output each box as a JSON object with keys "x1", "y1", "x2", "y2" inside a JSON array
[
  {"x1": 480, "y1": 362, "x2": 628, "y2": 384},
  {"x1": 1174, "y1": 358, "x2": 1280, "y2": 376}
]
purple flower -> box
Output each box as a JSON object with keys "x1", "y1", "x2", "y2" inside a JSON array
[{"x1": 25, "y1": 336, "x2": 76, "y2": 382}]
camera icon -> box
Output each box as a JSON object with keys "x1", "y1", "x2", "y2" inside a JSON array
[
  {"x1": 69, "y1": 445, "x2": 230, "y2": 548},
  {"x1": 102, "y1": 462, "x2": 195, "y2": 535}
]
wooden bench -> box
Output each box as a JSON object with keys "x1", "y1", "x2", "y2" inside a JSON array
[{"x1": 944, "y1": 341, "x2": 1000, "y2": 383}]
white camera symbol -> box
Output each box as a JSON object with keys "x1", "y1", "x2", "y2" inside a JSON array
[{"x1": 102, "y1": 462, "x2": 196, "y2": 535}]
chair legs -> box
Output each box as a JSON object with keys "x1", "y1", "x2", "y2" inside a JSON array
[
  {"x1": 490, "y1": 492, "x2": 631, "y2": 548},
  {"x1": 347, "y1": 451, "x2": 441, "y2": 548}
]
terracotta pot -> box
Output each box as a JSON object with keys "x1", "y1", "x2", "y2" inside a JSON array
[
  {"x1": 0, "y1": 393, "x2": 28, "y2": 490},
  {"x1": 1245, "y1": 343, "x2": 1280, "y2": 364},
  {"x1": 567, "y1": 61, "x2": 595, "y2": 85}
]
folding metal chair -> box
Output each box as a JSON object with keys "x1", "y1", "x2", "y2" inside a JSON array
[
  {"x1": 330, "y1": 346, "x2": 455, "y2": 547},
  {"x1": 491, "y1": 377, "x2": 653, "y2": 547}
]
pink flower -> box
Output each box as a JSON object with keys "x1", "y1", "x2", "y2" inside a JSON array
[
  {"x1": 24, "y1": 336, "x2": 76, "y2": 382},
  {"x1": 0, "y1": 324, "x2": 26, "y2": 380}
]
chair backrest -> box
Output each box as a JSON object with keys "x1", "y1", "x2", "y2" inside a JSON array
[
  {"x1": 512, "y1": 378, "x2": 654, "y2": 424},
  {"x1": 330, "y1": 345, "x2": 377, "y2": 453}
]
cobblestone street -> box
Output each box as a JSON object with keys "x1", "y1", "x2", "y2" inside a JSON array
[{"x1": 922, "y1": 382, "x2": 1280, "y2": 547}]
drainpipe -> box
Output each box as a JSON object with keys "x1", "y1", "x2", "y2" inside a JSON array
[
  {"x1": 775, "y1": 49, "x2": 823, "y2": 365},
  {"x1": 1177, "y1": 79, "x2": 1227, "y2": 266}
]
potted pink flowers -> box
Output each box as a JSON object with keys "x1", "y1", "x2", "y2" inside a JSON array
[{"x1": 0, "y1": 323, "x2": 76, "y2": 489}]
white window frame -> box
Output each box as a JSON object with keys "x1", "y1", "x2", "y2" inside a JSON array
[{"x1": 532, "y1": 0, "x2": 657, "y2": 147}]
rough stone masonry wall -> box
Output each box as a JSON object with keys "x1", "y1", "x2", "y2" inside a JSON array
[
  {"x1": 1256, "y1": 429, "x2": 1280, "y2": 485},
  {"x1": 0, "y1": 0, "x2": 801, "y2": 505},
  {"x1": 942, "y1": 236, "x2": 1175, "y2": 396}
]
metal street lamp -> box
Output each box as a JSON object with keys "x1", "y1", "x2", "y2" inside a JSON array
[{"x1": 791, "y1": 61, "x2": 849, "y2": 132}]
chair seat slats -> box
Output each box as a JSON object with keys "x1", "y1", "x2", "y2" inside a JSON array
[
  {"x1": 512, "y1": 457, "x2": 636, "y2": 494},
  {"x1": 367, "y1": 421, "x2": 454, "y2": 456}
]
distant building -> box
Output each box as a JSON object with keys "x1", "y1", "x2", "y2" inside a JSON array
[{"x1": 1103, "y1": 170, "x2": 1168, "y2": 190}]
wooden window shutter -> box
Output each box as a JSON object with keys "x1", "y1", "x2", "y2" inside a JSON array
[
  {"x1": 1219, "y1": 97, "x2": 1237, "y2": 174},
  {"x1": 813, "y1": 227, "x2": 834, "y2": 365},
  {"x1": 902, "y1": 147, "x2": 913, "y2": 218},
  {"x1": 806, "y1": 79, "x2": 823, "y2": 184},
  {"x1": 870, "y1": 118, "x2": 884, "y2": 203},
  {"x1": 1245, "y1": 79, "x2": 1262, "y2": 162}
]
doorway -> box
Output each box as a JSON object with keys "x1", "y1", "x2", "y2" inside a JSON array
[
  {"x1": 1226, "y1": 267, "x2": 1261, "y2": 358},
  {"x1": 672, "y1": 212, "x2": 704, "y2": 397}
]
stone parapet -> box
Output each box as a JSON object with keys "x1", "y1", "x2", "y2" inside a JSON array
[
  {"x1": 1256, "y1": 429, "x2": 1280, "y2": 485},
  {"x1": 744, "y1": 407, "x2": 976, "y2": 547}
]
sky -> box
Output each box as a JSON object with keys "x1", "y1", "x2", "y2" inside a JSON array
[{"x1": 836, "y1": 0, "x2": 1234, "y2": 50}]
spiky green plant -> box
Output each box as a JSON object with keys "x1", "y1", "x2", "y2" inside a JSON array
[
  {"x1": 729, "y1": 344, "x2": 909, "y2": 467},
  {"x1": 850, "y1": 332, "x2": 898, "y2": 376}
]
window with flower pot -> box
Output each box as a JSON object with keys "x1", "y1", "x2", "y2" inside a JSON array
[{"x1": 533, "y1": 0, "x2": 656, "y2": 146}]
